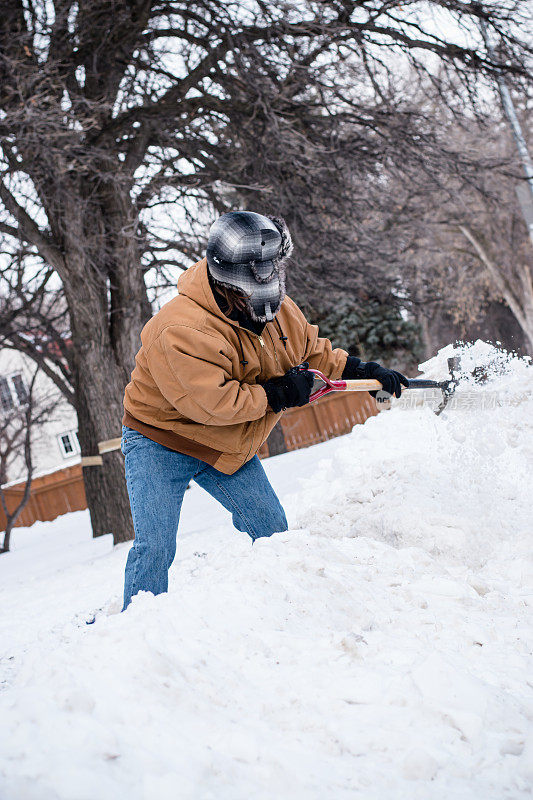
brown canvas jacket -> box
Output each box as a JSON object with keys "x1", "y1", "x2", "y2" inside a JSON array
[{"x1": 123, "y1": 258, "x2": 348, "y2": 473}]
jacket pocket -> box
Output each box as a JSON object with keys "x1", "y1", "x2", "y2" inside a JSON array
[{"x1": 242, "y1": 415, "x2": 268, "y2": 464}]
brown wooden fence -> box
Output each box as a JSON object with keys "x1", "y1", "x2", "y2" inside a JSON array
[
  {"x1": 0, "y1": 391, "x2": 378, "y2": 532},
  {"x1": 0, "y1": 463, "x2": 87, "y2": 531}
]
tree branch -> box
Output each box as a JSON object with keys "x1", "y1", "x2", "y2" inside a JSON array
[{"x1": 0, "y1": 180, "x2": 64, "y2": 273}]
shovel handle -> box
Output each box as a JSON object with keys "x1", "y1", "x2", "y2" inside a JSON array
[
  {"x1": 308, "y1": 370, "x2": 446, "y2": 403},
  {"x1": 308, "y1": 370, "x2": 381, "y2": 402},
  {"x1": 343, "y1": 378, "x2": 445, "y2": 391}
]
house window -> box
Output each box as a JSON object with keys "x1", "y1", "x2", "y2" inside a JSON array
[
  {"x1": 11, "y1": 373, "x2": 28, "y2": 405},
  {"x1": 0, "y1": 373, "x2": 28, "y2": 412},
  {"x1": 58, "y1": 430, "x2": 80, "y2": 458},
  {"x1": 0, "y1": 377, "x2": 12, "y2": 411}
]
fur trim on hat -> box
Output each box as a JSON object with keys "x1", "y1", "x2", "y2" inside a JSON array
[{"x1": 270, "y1": 216, "x2": 293, "y2": 264}]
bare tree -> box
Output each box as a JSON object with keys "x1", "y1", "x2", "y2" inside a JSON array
[
  {"x1": 0, "y1": 1, "x2": 530, "y2": 543},
  {"x1": 0, "y1": 369, "x2": 61, "y2": 553},
  {"x1": 395, "y1": 95, "x2": 533, "y2": 355},
  {"x1": 457, "y1": 221, "x2": 533, "y2": 351}
]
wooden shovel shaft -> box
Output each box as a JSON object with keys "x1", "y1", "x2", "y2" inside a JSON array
[{"x1": 343, "y1": 379, "x2": 383, "y2": 392}]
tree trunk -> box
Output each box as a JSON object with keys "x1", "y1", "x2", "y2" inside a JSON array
[
  {"x1": 0, "y1": 472, "x2": 34, "y2": 553},
  {"x1": 59, "y1": 189, "x2": 151, "y2": 544},
  {"x1": 63, "y1": 252, "x2": 146, "y2": 544},
  {"x1": 0, "y1": 497, "x2": 31, "y2": 553},
  {"x1": 1, "y1": 520, "x2": 13, "y2": 553},
  {"x1": 72, "y1": 334, "x2": 134, "y2": 542},
  {"x1": 416, "y1": 312, "x2": 433, "y2": 360},
  {"x1": 267, "y1": 421, "x2": 287, "y2": 456}
]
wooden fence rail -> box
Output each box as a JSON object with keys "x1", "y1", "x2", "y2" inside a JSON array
[{"x1": 0, "y1": 391, "x2": 378, "y2": 532}]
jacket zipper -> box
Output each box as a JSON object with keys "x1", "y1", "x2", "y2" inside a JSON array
[
  {"x1": 236, "y1": 325, "x2": 275, "y2": 464},
  {"x1": 266, "y1": 326, "x2": 281, "y2": 371},
  {"x1": 246, "y1": 330, "x2": 264, "y2": 373}
]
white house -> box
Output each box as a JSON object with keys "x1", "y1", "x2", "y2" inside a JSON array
[{"x1": 0, "y1": 348, "x2": 79, "y2": 484}]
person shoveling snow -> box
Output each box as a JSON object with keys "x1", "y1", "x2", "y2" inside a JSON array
[{"x1": 121, "y1": 211, "x2": 408, "y2": 609}]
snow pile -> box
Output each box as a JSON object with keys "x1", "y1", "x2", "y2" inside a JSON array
[
  {"x1": 402, "y1": 339, "x2": 532, "y2": 411},
  {"x1": 0, "y1": 342, "x2": 532, "y2": 800},
  {"x1": 293, "y1": 341, "x2": 533, "y2": 569},
  {"x1": 419, "y1": 339, "x2": 531, "y2": 388}
]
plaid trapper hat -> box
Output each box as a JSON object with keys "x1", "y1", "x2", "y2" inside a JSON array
[{"x1": 206, "y1": 211, "x2": 293, "y2": 322}]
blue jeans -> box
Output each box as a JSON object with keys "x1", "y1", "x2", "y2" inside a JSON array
[{"x1": 121, "y1": 425, "x2": 288, "y2": 609}]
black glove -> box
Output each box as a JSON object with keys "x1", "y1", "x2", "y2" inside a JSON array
[
  {"x1": 342, "y1": 356, "x2": 409, "y2": 398},
  {"x1": 262, "y1": 363, "x2": 315, "y2": 413}
]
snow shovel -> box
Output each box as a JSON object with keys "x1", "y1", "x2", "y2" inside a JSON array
[{"x1": 303, "y1": 357, "x2": 460, "y2": 415}]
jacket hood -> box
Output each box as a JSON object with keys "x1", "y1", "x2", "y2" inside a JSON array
[{"x1": 177, "y1": 258, "x2": 237, "y2": 324}]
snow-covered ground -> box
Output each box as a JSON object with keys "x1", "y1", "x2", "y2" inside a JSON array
[{"x1": 1, "y1": 342, "x2": 532, "y2": 800}]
